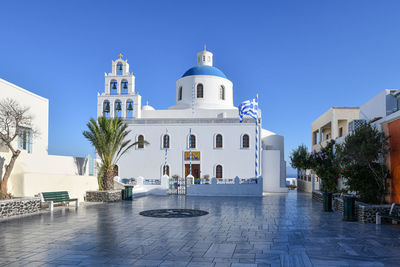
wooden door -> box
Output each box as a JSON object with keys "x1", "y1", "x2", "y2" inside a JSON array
[{"x1": 185, "y1": 164, "x2": 200, "y2": 179}]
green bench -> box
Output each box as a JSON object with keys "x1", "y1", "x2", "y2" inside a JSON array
[
  {"x1": 376, "y1": 203, "x2": 400, "y2": 224},
  {"x1": 40, "y1": 191, "x2": 79, "y2": 212}
]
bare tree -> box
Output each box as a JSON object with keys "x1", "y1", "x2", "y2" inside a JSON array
[{"x1": 0, "y1": 98, "x2": 36, "y2": 199}]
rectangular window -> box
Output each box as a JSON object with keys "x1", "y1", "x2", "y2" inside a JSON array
[{"x1": 18, "y1": 127, "x2": 32, "y2": 153}]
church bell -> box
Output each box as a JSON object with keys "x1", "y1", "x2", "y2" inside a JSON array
[
  {"x1": 123, "y1": 82, "x2": 128, "y2": 89},
  {"x1": 119, "y1": 64, "x2": 123, "y2": 71},
  {"x1": 127, "y1": 102, "x2": 133, "y2": 111},
  {"x1": 116, "y1": 102, "x2": 122, "y2": 111},
  {"x1": 103, "y1": 102, "x2": 110, "y2": 113},
  {"x1": 112, "y1": 82, "x2": 117, "y2": 90}
]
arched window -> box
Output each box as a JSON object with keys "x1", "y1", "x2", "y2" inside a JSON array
[
  {"x1": 110, "y1": 80, "x2": 118, "y2": 95},
  {"x1": 121, "y1": 80, "x2": 128, "y2": 94},
  {"x1": 117, "y1": 63, "x2": 123, "y2": 75},
  {"x1": 138, "y1": 135, "x2": 144, "y2": 149},
  {"x1": 197, "y1": 84, "x2": 203, "y2": 98},
  {"x1": 216, "y1": 165, "x2": 223, "y2": 178},
  {"x1": 178, "y1": 86, "x2": 182, "y2": 101},
  {"x1": 220, "y1": 85, "x2": 225, "y2": 100},
  {"x1": 115, "y1": 100, "x2": 122, "y2": 117},
  {"x1": 189, "y1": 134, "x2": 196, "y2": 148},
  {"x1": 242, "y1": 134, "x2": 250, "y2": 148},
  {"x1": 216, "y1": 134, "x2": 223, "y2": 148},
  {"x1": 103, "y1": 100, "x2": 110, "y2": 117},
  {"x1": 126, "y1": 100, "x2": 133, "y2": 118},
  {"x1": 163, "y1": 135, "x2": 170, "y2": 148},
  {"x1": 163, "y1": 165, "x2": 170, "y2": 176}
]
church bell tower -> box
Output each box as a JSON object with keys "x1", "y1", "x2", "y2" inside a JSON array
[{"x1": 97, "y1": 54, "x2": 142, "y2": 119}]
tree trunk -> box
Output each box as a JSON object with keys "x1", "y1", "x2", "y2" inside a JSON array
[
  {"x1": 102, "y1": 167, "x2": 115, "y2": 190},
  {"x1": 1, "y1": 151, "x2": 20, "y2": 199}
]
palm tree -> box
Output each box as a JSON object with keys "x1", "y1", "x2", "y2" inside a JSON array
[{"x1": 83, "y1": 116, "x2": 147, "y2": 190}]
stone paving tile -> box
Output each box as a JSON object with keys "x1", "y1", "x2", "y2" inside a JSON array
[{"x1": 0, "y1": 192, "x2": 400, "y2": 266}]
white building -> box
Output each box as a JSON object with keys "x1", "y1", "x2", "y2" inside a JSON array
[
  {"x1": 97, "y1": 49, "x2": 287, "y2": 193},
  {"x1": 0, "y1": 78, "x2": 98, "y2": 201}
]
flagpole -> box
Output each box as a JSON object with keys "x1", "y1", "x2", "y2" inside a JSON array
[
  {"x1": 257, "y1": 95, "x2": 261, "y2": 178},
  {"x1": 255, "y1": 94, "x2": 259, "y2": 178},
  {"x1": 189, "y1": 128, "x2": 192, "y2": 176},
  {"x1": 189, "y1": 83, "x2": 194, "y2": 178},
  {"x1": 164, "y1": 128, "x2": 168, "y2": 177}
]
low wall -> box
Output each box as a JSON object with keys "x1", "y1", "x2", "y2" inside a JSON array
[
  {"x1": 85, "y1": 190, "x2": 122, "y2": 202},
  {"x1": 314, "y1": 193, "x2": 392, "y2": 224},
  {"x1": 312, "y1": 191, "x2": 323, "y2": 202},
  {"x1": 298, "y1": 180, "x2": 312, "y2": 193},
  {"x1": 357, "y1": 203, "x2": 392, "y2": 224},
  {"x1": 115, "y1": 176, "x2": 266, "y2": 197},
  {"x1": 187, "y1": 178, "x2": 263, "y2": 196},
  {"x1": 333, "y1": 197, "x2": 344, "y2": 214},
  {"x1": 19, "y1": 173, "x2": 98, "y2": 202},
  {"x1": 0, "y1": 197, "x2": 40, "y2": 218}
]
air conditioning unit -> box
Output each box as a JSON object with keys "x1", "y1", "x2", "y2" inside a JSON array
[{"x1": 348, "y1": 119, "x2": 366, "y2": 133}]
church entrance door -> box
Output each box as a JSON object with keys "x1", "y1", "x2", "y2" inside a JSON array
[{"x1": 185, "y1": 164, "x2": 200, "y2": 179}]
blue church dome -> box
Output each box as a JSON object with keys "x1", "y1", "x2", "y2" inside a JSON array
[{"x1": 182, "y1": 65, "x2": 227, "y2": 79}]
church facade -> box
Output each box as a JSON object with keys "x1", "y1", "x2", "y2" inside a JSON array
[{"x1": 97, "y1": 49, "x2": 287, "y2": 193}]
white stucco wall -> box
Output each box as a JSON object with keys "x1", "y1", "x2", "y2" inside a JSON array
[
  {"x1": 187, "y1": 180, "x2": 262, "y2": 196},
  {"x1": 262, "y1": 150, "x2": 288, "y2": 193},
  {"x1": 171, "y1": 75, "x2": 234, "y2": 110},
  {"x1": 0, "y1": 78, "x2": 49, "y2": 155},
  {"x1": 118, "y1": 120, "x2": 256, "y2": 180},
  {"x1": 360, "y1": 90, "x2": 388, "y2": 120},
  {"x1": 18, "y1": 173, "x2": 98, "y2": 201}
]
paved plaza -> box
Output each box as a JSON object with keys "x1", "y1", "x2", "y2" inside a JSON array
[{"x1": 1, "y1": 192, "x2": 400, "y2": 267}]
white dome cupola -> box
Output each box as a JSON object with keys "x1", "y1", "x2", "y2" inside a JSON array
[
  {"x1": 170, "y1": 47, "x2": 234, "y2": 110},
  {"x1": 197, "y1": 45, "x2": 213, "y2": 66}
]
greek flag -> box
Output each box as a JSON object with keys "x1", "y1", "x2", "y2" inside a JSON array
[{"x1": 239, "y1": 98, "x2": 258, "y2": 122}]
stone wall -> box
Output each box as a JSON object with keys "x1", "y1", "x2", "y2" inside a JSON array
[
  {"x1": 0, "y1": 198, "x2": 40, "y2": 218},
  {"x1": 312, "y1": 191, "x2": 323, "y2": 202},
  {"x1": 333, "y1": 197, "x2": 344, "y2": 214},
  {"x1": 85, "y1": 190, "x2": 122, "y2": 202},
  {"x1": 318, "y1": 194, "x2": 392, "y2": 224},
  {"x1": 357, "y1": 203, "x2": 392, "y2": 224}
]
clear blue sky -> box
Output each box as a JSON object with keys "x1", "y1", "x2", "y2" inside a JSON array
[{"x1": 1, "y1": 1, "x2": 400, "y2": 175}]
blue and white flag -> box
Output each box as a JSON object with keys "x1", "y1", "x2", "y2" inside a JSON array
[{"x1": 239, "y1": 98, "x2": 258, "y2": 122}]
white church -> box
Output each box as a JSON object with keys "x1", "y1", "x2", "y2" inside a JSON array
[{"x1": 97, "y1": 48, "x2": 287, "y2": 193}]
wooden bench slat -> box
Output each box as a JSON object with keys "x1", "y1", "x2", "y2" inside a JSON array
[
  {"x1": 40, "y1": 191, "x2": 79, "y2": 212},
  {"x1": 42, "y1": 191, "x2": 74, "y2": 203}
]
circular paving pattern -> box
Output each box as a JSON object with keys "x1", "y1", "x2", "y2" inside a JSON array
[{"x1": 139, "y1": 209, "x2": 209, "y2": 218}]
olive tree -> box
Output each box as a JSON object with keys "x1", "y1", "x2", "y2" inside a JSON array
[
  {"x1": 336, "y1": 123, "x2": 390, "y2": 204},
  {"x1": 0, "y1": 98, "x2": 36, "y2": 199}
]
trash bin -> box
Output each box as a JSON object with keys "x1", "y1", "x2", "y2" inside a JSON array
[
  {"x1": 323, "y1": 192, "x2": 333, "y2": 212},
  {"x1": 343, "y1": 196, "x2": 357, "y2": 221},
  {"x1": 123, "y1": 185, "x2": 133, "y2": 201}
]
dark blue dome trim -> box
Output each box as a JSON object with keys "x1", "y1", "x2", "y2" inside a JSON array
[{"x1": 182, "y1": 65, "x2": 227, "y2": 78}]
